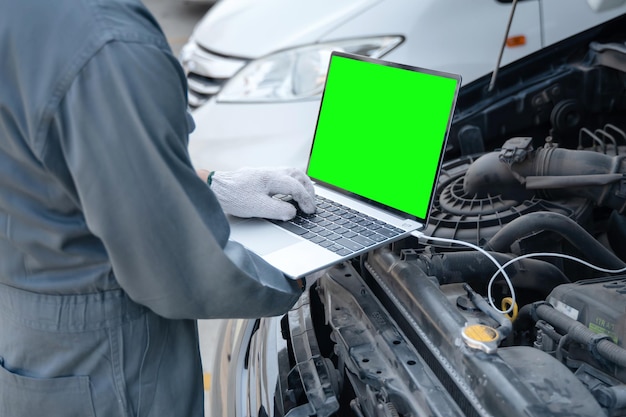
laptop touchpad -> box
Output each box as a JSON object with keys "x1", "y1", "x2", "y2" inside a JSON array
[{"x1": 229, "y1": 218, "x2": 301, "y2": 256}]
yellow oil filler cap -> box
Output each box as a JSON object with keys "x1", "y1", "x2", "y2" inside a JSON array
[{"x1": 462, "y1": 324, "x2": 500, "y2": 354}]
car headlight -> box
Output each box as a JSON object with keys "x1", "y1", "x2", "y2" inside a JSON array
[{"x1": 216, "y1": 36, "x2": 403, "y2": 103}]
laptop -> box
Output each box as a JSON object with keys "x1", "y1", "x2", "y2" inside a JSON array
[{"x1": 228, "y1": 51, "x2": 461, "y2": 278}]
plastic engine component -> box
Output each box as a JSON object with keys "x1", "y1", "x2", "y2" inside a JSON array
[{"x1": 548, "y1": 276, "x2": 626, "y2": 348}]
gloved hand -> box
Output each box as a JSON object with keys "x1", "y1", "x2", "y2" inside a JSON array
[{"x1": 210, "y1": 167, "x2": 317, "y2": 221}]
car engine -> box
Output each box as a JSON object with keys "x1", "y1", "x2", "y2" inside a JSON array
[{"x1": 276, "y1": 14, "x2": 626, "y2": 417}]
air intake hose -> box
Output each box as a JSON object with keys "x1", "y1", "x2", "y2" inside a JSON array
[
  {"x1": 483, "y1": 211, "x2": 626, "y2": 270},
  {"x1": 463, "y1": 137, "x2": 626, "y2": 213},
  {"x1": 412, "y1": 250, "x2": 570, "y2": 295}
]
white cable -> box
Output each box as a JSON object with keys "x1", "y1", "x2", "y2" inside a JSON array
[
  {"x1": 412, "y1": 232, "x2": 626, "y2": 316},
  {"x1": 488, "y1": 252, "x2": 626, "y2": 290},
  {"x1": 412, "y1": 232, "x2": 516, "y2": 314}
]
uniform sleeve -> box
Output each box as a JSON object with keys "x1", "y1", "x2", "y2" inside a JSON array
[{"x1": 50, "y1": 41, "x2": 301, "y2": 319}]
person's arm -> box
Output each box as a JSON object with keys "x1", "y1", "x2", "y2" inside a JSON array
[
  {"x1": 48, "y1": 41, "x2": 302, "y2": 319},
  {"x1": 196, "y1": 169, "x2": 212, "y2": 183}
]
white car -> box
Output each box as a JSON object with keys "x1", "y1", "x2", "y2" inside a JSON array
[{"x1": 180, "y1": 0, "x2": 626, "y2": 171}]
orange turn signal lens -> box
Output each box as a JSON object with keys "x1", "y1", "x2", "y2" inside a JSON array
[{"x1": 506, "y1": 35, "x2": 527, "y2": 47}]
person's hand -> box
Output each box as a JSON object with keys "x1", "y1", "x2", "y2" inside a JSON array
[{"x1": 209, "y1": 167, "x2": 316, "y2": 221}]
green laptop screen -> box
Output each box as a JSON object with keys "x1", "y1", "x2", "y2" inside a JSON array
[{"x1": 306, "y1": 53, "x2": 460, "y2": 221}]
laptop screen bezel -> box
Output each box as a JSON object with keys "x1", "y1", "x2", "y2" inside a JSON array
[{"x1": 305, "y1": 51, "x2": 462, "y2": 224}]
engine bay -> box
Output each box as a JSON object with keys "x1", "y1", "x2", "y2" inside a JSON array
[{"x1": 279, "y1": 14, "x2": 626, "y2": 417}]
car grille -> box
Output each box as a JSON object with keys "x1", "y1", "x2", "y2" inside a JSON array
[{"x1": 181, "y1": 45, "x2": 248, "y2": 109}]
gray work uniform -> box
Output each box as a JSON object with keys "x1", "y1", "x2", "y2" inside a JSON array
[{"x1": 0, "y1": 0, "x2": 302, "y2": 416}]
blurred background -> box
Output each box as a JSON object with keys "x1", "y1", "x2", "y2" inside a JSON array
[{"x1": 144, "y1": 0, "x2": 213, "y2": 56}]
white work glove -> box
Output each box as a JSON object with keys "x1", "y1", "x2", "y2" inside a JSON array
[{"x1": 210, "y1": 167, "x2": 317, "y2": 221}]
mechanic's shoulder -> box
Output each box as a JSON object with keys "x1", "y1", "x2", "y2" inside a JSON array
[
  {"x1": 29, "y1": 0, "x2": 171, "y2": 158},
  {"x1": 87, "y1": 0, "x2": 170, "y2": 49}
]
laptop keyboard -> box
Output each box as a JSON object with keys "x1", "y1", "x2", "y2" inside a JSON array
[{"x1": 271, "y1": 195, "x2": 406, "y2": 256}]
